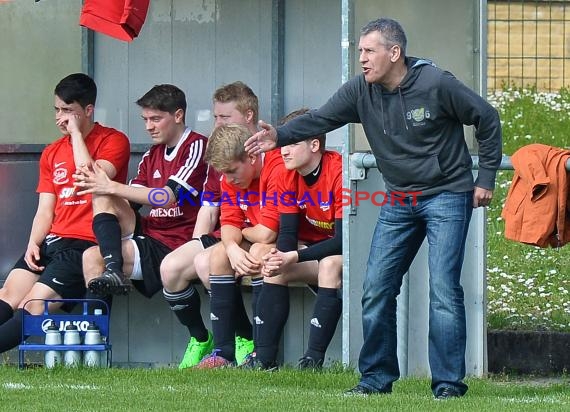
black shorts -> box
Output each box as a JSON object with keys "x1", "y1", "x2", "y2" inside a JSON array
[
  {"x1": 197, "y1": 234, "x2": 220, "y2": 249},
  {"x1": 11, "y1": 236, "x2": 96, "y2": 299},
  {"x1": 130, "y1": 234, "x2": 172, "y2": 298}
]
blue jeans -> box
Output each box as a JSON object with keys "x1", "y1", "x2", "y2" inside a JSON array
[{"x1": 358, "y1": 191, "x2": 473, "y2": 395}]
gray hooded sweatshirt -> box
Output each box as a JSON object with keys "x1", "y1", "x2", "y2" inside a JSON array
[{"x1": 276, "y1": 57, "x2": 502, "y2": 196}]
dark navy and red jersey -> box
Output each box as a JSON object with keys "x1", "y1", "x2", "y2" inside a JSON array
[
  {"x1": 130, "y1": 128, "x2": 207, "y2": 250},
  {"x1": 201, "y1": 165, "x2": 222, "y2": 207},
  {"x1": 200, "y1": 164, "x2": 222, "y2": 238}
]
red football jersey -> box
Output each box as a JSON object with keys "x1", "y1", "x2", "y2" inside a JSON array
[
  {"x1": 130, "y1": 128, "x2": 208, "y2": 250},
  {"x1": 37, "y1": 123, "x2": 130, "y2": 243},
  {"x1": 278, "y1": 150, "x2": 343, "y2": 243},
  {"x1": 219, "y1": 149, "x2": 283, "y2": 233}
]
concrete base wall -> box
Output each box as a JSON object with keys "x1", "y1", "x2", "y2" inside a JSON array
[{"x1": 488, "y1": 330, "x2": 570, "y2": 374}]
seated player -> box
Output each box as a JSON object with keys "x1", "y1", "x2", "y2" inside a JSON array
[
  {"x1": 245, "y1": 108, "x2": 342, "y2": 370},
  {"x1": 160, "y1": 82, "x2": 260, "y2": 367},
  {"x1": 196, "y1": 124, "x2": 284, "y2": 368},
  {"x1": 0, "y1": 73, "x2": 130, "y2": 353},
  {"x1": 75, "y1": 84, "x2": 211, "y2": 367}
]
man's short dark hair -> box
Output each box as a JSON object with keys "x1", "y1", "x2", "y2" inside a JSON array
[
  {"x1": 54, "y1": 73, "x2": 97, "y2": 108},
  {"x1": 361, "y1": 17, "x2": 407, "y2": 56},
  {"x1": 136, "y1": 84, "x2": 187, "y2": 118}
]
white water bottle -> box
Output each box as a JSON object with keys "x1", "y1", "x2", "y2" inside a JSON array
[
  {"x1": 93, "y1": 309, "x2": 109, "y2": 367},
  {"x1": 44, "y1": 321, "x2": 62, "y2": 368},
  {"x1": 63, "y1": 324, "x2": 82, "y2": 367},
  {"x1": 83, "y1": 322, "x2": 102, "y2": 367}
]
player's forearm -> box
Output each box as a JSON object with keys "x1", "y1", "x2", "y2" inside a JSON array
[
  {"x1": 242, "y1": 224, "x2": 277, "y2": 244},
  {"x1": 28, "y1": 212, "x2": 53, "y2": 247},
  {"x1": 70, "y1": 131, "x2": 95, "y2": 169},
  {"x1": 116, "y1": 185, "x2": 175, "y2": 207},
  {"x1": 221, "y1": 225, "x2": 243, "y2": 251}
]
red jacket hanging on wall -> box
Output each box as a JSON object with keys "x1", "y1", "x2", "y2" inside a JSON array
[
  {"x1": 80, "y1": 0, "x2": 150, "y2": 42},
  {"x1": 501, "y1": 143, "x2": 570, "y2": 248}
]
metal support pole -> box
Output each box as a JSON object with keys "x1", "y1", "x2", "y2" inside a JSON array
[
  {"x1": 341, "y1": 0, "x2": 355, "y2": 367},
  {"x1": 350, "y1": 152, "x2": 570, "y2": 174}
]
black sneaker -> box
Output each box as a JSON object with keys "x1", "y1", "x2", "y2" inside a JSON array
[
  {"x1": 344, "y1": 384, "x2": 391, "y2": 396},
  {"x1": 296, "y1": 356, "x2": 323, "y2": 370},
  {"x1": 434, "y1": 386, "x2": 462, "y2": 400},
  {"x1": 88, "y1": 269, "x2": 132, "y2": 296},
  {"x1": 240, "y1": 353, "x2": 278, "y2": 371}
]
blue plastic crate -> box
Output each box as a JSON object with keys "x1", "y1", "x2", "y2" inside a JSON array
[{"x1": 18, "y1": 298, "x2": 112, "y2": 368}]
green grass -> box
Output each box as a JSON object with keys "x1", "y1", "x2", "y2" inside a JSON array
[
  {"x1": 0, "y1": 366, "x2": 569, "y2": 411},
  {"x1": 486, "y1": 87, "x2": 570, "y2": 332}
]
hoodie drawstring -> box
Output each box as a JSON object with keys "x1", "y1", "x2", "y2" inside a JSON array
[
  {"x1": 378, "y1": 87, "x2": 409, "y2": 135},
  {"x1": 398, "y1": 87, "x2": 409, "y2": 131},
  {"x1": 379, "y1": 89, "x2": 387, "y2": 135}
]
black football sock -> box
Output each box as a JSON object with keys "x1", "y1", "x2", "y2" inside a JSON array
[
  {"x1": 163, "y1": 285, "x2": 208, "y2": 342},
  {"x1": 209, "y1": 275, "x2": 237, "y2": 361},
  {"x1": 304, "y1": 287, "x2": 342, "y2": 361},
  {"x1": 0, "y1": 299, "x2": 14, "y2": 325},
  {"x1": 0, "y1": 308, "x2": 29, "y2": 353},
  {"x1": 250, "y1": 277, "x2": 263, "y2": 343},
  {"x1": 233, "y1": 283, "x2": 253, "y2": 341},
  {"x1": 255, "y1": 283, "x2": 289, "y2": 365},
  {"x1": 92, "y1": 213, "x2": 123, "y2": 274}
]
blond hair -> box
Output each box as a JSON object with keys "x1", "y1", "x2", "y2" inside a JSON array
[
  {"x1": 205, "y1": 124, "x2": 252, "y2": 171},
  {"x1": 213, "y1": 81, "x2": 259, "y2": 123}
]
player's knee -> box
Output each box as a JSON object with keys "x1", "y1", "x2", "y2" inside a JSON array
[
  {"x1": 91, "y1": 196, "x2": 116, "y2": 214},
  {"x1": 194, "y1": 252, "x2": 208, "y2": 277},
  {"x1": 160, "y1": 254, "x2": 181, "y2": 289},
  {"x1": 0, "y1": 285, "x2": 18, "y2": 309},
  {"x1": 194, "y1": 254, "x2": 211, "y2": 288},
  {"x1": 319, "y1": 255, "x2": 342, "y2": 272},
  {"x1": 209, "y1": 243, "x2": 231, "y2": 274},
  {"x1": 18, "y1": 284, "x2": 60, "y2": 313},
  {"x1": 249, "y1": 242, "x2": 271, "y2": 260},
  {"x1": 18, "y1": 298, "x2": 43, "y2": 313},
  {"x1": 318, "y1": 255, "x2": 342, "y2": 288}
]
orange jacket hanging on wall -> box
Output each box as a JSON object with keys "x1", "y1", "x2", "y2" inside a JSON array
[
  {"x1": 80, "y1": 0, "x2": 150, "y2": 42},
  {"x1": 501, "y1": 143, "x2": 570, "y2": 248}
]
